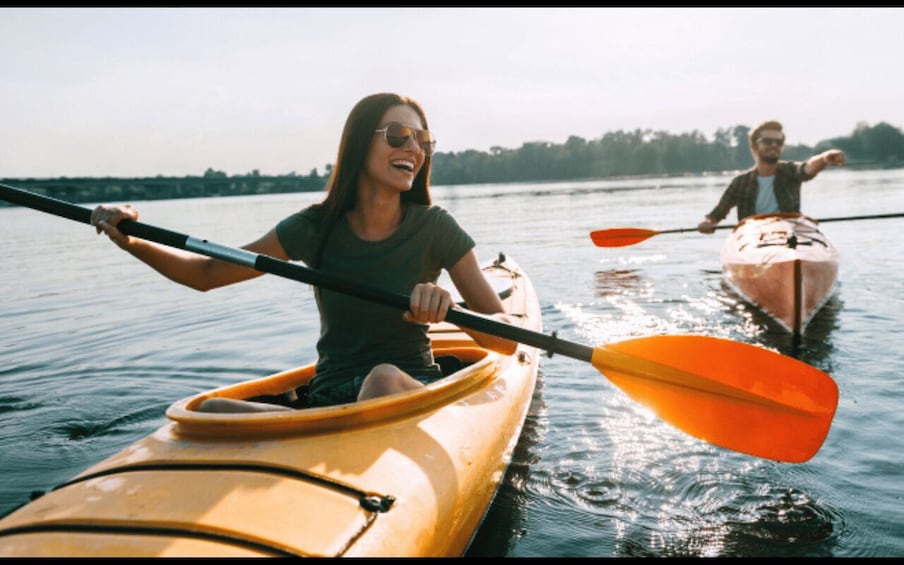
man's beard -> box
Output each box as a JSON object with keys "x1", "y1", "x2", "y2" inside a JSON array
[{"x1": 761, "y1": 154, "x2": 779, "y2": 164}]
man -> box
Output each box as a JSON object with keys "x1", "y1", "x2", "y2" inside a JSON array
[{"x1": 697, "y1": 120, "x2": 846, "y2": 233}]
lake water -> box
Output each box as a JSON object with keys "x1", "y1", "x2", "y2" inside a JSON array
[{"x1": 1, "y1": 169, "x2": 902, "y2": 557}]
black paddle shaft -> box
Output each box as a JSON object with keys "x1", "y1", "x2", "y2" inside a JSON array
[{"x1": 0, "y1": 182, "x2": 594, "y2": 362}]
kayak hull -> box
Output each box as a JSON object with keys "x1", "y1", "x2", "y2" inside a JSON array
[
  {"x1": 721, "y1": 213, "x2": 839, "y2": 335},
  {"x1": 0, "y1": 253, "x2": 542, "y2": 557}
]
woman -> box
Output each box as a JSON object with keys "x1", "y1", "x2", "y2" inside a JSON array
[{"x1": 92, "y1": 92, "x2": 516, "y2": 411}]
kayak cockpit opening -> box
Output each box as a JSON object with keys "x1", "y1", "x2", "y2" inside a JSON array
[
  {"x1": 166, "y1": 346, "x2": 500, "y2": 438},
  {"x1": 235, "y1": 354, "x2": 470, "y2": 411}
]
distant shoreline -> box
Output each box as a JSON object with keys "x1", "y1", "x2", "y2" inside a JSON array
[{"x1": 1, "y1": 161, "x2": 898, "y2": 208}]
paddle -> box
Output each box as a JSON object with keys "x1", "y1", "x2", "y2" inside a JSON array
[
  {"x1": 0, "y1": 182, "x2": 838, "y2": 463},
  {"x1": 590, "y1": 212, "x2": 904, "y2": 247}
]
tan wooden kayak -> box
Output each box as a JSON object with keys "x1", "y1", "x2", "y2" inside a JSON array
[
  {"x1": 721, "y1": 213, "x2": 839, "y2": 336},
  {"x1": 0, "y1": 253, "x2": 542, "y2": 557}
]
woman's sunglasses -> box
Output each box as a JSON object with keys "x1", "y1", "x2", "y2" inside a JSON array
[{"x1": 374, "y1": 122, "x2": 436, "y2": 156}]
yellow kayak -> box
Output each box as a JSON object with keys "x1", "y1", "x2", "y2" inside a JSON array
[{"x1": 0, "y1": 253, "x2": 542, "y2": 557}]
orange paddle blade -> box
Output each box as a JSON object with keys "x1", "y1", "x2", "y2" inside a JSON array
[
  {"x1": 591, "y1": 335, "x2": 838, "y2": 463},
  {"x1": 589, "y1": 228, "x2": 659, "y2": 247}
]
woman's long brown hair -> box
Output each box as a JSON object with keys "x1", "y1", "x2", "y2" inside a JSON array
[{"x1": 312, "y1": 93, "x2": 434, "y2": 267}]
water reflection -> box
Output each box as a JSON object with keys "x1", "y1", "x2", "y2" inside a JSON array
[
  {"x1": 594, "y1": 268, "x2": 645, "y2": 297},
  {"x1": 721, "y1": 486, "x2": 840, "y2": 557},
  {"x1": 720, "y1": 281, "x2": 842, "y2": 366}
]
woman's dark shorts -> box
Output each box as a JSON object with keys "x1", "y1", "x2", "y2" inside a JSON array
[{"x1": 307, "y1": 364, "x2": 444, "y2": 408}]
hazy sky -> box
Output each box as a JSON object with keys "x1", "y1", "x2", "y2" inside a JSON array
[{"x1": 2, "y1": 7, "x2": 902, "y2": 179}]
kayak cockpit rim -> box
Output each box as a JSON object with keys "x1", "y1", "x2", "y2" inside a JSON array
[{"x1": 165, "y1": 346, "x2": 517, "y2": 438}]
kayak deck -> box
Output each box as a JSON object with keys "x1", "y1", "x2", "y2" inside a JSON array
[{"x1": 0, "y1": 253, "x2": 542, "y2": 557}]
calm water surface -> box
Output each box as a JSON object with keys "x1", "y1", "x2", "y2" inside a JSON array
[{"x1": 1, "y1": 170, "x2": 902, "y2": 557}]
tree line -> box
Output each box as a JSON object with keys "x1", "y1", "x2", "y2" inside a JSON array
[
  {"x1": 3, "y1": 121, "x2": 902, "y2": 206},
  {"x1": 430, "y1": 120, "x2": 904, "y2": 184}
]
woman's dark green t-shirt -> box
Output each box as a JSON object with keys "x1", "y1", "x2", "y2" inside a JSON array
[{"x1": 275, "y1": 203, "x2": 475, "y2": 395}]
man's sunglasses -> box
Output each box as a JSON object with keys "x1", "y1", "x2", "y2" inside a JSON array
[
  {"x1": 374, "y1": 122, "x2": 436, "y2": 156},
  {"x1": 757, "y1": 137, "x2": 785, "y2": 147}
]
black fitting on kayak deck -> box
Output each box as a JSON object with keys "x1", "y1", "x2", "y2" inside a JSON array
[{"x1": 361, "y1": 494, "x2": 396, "y2": 513}]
